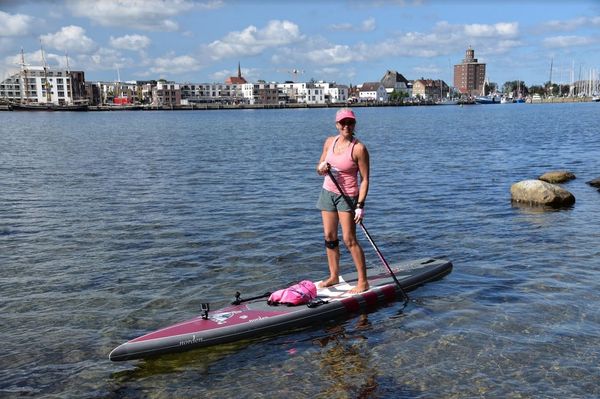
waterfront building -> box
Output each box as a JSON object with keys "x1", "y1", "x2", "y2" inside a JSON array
[
  {"x1": 357, "y1": 82, "x2": 388, "y2": 102},
  {"x1": 180, "y1": 82, "x2": 252, "y2": 104},
  {"x1": 225, "y1": 63, "x2": 248, "y2": 85},
  {"x1": 252, "y1": 81, "x2": 280, "y2": 105},
  {"x1": 152, "y1": 81, "x2": 181, "y2": 106},
  {"x1": 0, "y1": 66, "x2": 86, "y2": 105},
  {"x1": 84, "y1": 82, "x2": 102, "y2": 105},
  {"x1": 412, "y1": 79, "x2": 450, "y2": 100},
  {"x1": 454, "y1": 46, "x2": 486, "y2": 96},
  {"x1": 84, "y1": 80, "x2": 148, "y2": 105},
  {"x1": 276, "y1": 82, "x2": 325, "y2": 104},
  {"x1": 304, "y1": 83, "x2": 325, "y2": 104},
  {"x1": 314, "y1": 81, "x2": 349, "y2": 103},
  {"x1": 380, "y1": 70, "x2": 410, "y2": 96}
]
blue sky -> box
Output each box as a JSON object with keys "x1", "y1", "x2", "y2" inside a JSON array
[{"x1": 1, "y1": 0, "x2": 599, "y2": 87}]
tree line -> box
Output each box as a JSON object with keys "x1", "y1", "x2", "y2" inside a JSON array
[{"x1": 485, "y1": 80, "x2": 572, "y2": 97}]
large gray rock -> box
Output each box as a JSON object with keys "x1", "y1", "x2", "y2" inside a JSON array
[
  {"x1": 538, "y1": 170, "x2": 576, "y2": 183},
  {"x1": 586, "y1": 177, "x2": 600, "y2": 188},
  {"x1": 511, "y1": 179, "x2": 575, "y2": 207}
]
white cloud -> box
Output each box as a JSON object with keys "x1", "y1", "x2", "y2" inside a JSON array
[
  {"x1": 295, "y1": 18, "x2": 526, "y2": 71},
  {"x1": 413, "y1": 64, "x2": 441, "y2": 75},
  {"x1": 464, "y1": 22, "x2": 519, "y2": 38},
  {"x1": 40, "y1": 26, "x2": 96, "y2": 53},
  {"x1": 198, "y1": 0, "x2": 225, "y2": 10},
  {"x1": 67, "y1": 0, "x2": 198, "y2": 31},
  {"x1": 211, "y1": 67, "x2": 258, "y2": 82},
  {"x1": 0, "y1": 10, "x2": 34, "y2": 36},
  {"x1": 330, "y1": 17, "x2": 376, "y2": 32},
  {"x1": 206, "y1": 20, "x2": 304, "y2": 60},
  {"x1": 540, "y1": 16, "x2": 600, "y2": 32},
  {"x1": 150, "y1": 54, "x2": 200, "y2": 75},
  {"x1": 543, "y1": 35, "x2": 596, "y2": 48},
  {"x1": 3, "y1": 49, "x2": 74, "y2": 73},
  {"x1": 110, "y1": 34, "x2": 151, "y2": 51},
  {"x1": 86, "y1": 47, "x2": 133, "y2": 71},
  {"x1": 305, "y1": 44, "x2": 358, "y2": 65}
]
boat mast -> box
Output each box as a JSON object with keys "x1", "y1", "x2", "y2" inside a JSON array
[
  {"x1": 65, "y1": 52, "x2": 73, "y2": 105},
  {"x1": 19, "y1": 48, "x2": 29, "y2": 104},
  {"x1": 548, "y1": 58, "x2": 553, "y2": 96},
  {"x1": 116, "y1": 65, "x2": 121, "y2": 100},
  {"x1": 40, "y1": 40, "x2": 51, "y2": 104}
]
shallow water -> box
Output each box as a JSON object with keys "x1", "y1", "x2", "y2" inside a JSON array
[{"x1": 1, "y1": 103, "x2": 599, "y2": 398}]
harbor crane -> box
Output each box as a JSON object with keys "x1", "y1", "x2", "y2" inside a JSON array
[{"x1": 278, "y1": 68, "x2": 305, "y2": 82}]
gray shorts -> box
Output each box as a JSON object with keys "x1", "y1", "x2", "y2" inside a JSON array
[{"x1": 316, "y1": 188, "x2": 357, "y2": 212}]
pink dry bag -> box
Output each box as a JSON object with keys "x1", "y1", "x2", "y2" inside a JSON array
[{"x1": 267, "y1": 280, "x2": 317, "y2": 306}]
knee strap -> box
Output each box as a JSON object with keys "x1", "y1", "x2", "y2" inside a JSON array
[{"x1": 324, "y1": 239, "x2": 339, "y2": 249}]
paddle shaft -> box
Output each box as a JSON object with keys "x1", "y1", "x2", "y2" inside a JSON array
[{"x1": 325, "y1": 167, "x2": 408, "y2": 302}]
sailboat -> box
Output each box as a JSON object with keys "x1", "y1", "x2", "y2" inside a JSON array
[
  {"x1": 435, "y1": 79, "x2": 458, "y2": 105},
  {"x1": 514, "y1": 81, "x2": 525, "y2": 103},
  {"x1": 475, "y1": 76, "x2": 499, "y2": 104},
  {"x1": 10, "y1": 45, "x2": 88, "y2": 111}
]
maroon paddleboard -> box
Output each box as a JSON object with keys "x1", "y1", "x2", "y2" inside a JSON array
[{"x1": 109, "y1": 257, "x2": 452, "y2": 361}]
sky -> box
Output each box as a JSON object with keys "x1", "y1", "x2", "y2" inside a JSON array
[{"x1": 1, "y1": 0, "x2": 599, "y2": 87}]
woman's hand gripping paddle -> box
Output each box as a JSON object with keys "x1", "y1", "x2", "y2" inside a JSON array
[{"x1": 325, "y1": 164, "x2": 410, "y2": 307}]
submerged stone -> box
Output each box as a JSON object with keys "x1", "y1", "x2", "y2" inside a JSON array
[
  {"x1": 510, "y1": 179, "x2": 575, "y2": 208},
  {"x1": 538, "y1": 170, "x2": 576, "y2": 184},
  {"x1": 586, "y1": 177, "x2": 600, "y2": 188}
]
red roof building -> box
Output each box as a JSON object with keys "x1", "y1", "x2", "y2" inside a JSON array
[{"x1": 225, "y1": 62, "x2": 247, "y2": 85}]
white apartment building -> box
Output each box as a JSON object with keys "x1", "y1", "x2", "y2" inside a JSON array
[
  {"x1": 277, "y1": 82, "x2": 326, "y2": 104},
  {"x1": 314, "y1": 82, "x2": 349, "y2": 103},
  {"x1": 0, "y1": 66, "x2": 85, "y2": 105},
  {"x1": 179, "y1": 82, "x2": 253, "y2": 104},
  {"x1": 358, "y1": 82, "x2": 388, "y2": 102},
  {"x1": 153, "y1": 81, "x2": 181, "y2": 106}
]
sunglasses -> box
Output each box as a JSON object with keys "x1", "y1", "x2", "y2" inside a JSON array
[{"x1": 338, "y1": 119, "x2": 356, "y2": 126}]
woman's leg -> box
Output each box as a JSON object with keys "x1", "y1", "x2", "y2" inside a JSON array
[
  {"x1": 319, "y1": 210, "x2": 340, "y2": 287},
  {"x1": 339, "y1": 211, "x2": 369, "y2": 293}
]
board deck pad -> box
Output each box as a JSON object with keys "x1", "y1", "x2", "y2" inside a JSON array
[{"x1": 109, "y1": 257, "x2": 452, "y2": 361}]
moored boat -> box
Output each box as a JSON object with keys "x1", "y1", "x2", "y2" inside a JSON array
[
  {"x1": 10, "y1": 101, "x2": 88, "y2": 111},
  {"x1": 531, "y1": 94, "x2": 542, "y2": 103},
  {"x1": 436, "y1": 98, "x2": 459, "y2": 105},
  {"x1": 475, "y1": 94, "x2": 499, "y2": 104}
]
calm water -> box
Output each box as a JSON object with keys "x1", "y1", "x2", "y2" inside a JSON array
[{"x1": 1, "y1": 103, "x2": 599, "y2": 398}]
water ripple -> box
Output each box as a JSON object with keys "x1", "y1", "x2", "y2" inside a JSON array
[{"x1": 1, "y1": 104, "x2": 599, "y2": 397}]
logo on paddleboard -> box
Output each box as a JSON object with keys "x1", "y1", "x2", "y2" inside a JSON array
[
  {"x1": 179, "y1": 334, "x2": 203, "y2": 346},
  {"x1": 209, "y1": 311, "x2": 241, "y2": 324}
]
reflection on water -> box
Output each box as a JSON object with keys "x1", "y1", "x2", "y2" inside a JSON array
[
  {"x1": 313, "y1": 316, "x2": 380, "y2": 398},
  {"x1": 1, "y1": 104, "x2": 600, "y2": 398}
]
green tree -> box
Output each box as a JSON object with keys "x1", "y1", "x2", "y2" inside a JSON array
[
  {"x1": 388, "y1": 89, "x2": 408, "y2": 103},
  {"x1": 529, "y1": 85, "x2": 545, "y2": 95},
  {"x1": 502, "y1": 80, "x2": 528, "y2": 97}
]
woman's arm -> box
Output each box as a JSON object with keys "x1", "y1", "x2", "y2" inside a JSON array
[
  {"x1": 316, "y1": 136, "x2": 334, "y2": 175},
  {"x1": 354, "y1": 142, "x2": 370, "y2": 203}
]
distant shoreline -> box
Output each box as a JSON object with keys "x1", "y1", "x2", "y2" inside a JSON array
[{"x1": 0, "y1": 96, "x2": 596, "y2": 112}]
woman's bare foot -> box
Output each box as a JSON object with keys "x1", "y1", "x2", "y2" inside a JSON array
[
  {"x1": 348, "y1": 282, "x2": 369, "y2": 294},
  {"x1": 318, "y1": 277, "x2": 339, "y2": 288}
]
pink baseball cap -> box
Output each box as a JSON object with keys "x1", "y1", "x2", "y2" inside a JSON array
[{"x1": 335, "y1": 108, "x2": 356, "y2": 122}]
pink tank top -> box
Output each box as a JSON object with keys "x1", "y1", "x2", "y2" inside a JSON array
[{"x1": 323, "y1": 136, "x2": 359, "y2": 196}]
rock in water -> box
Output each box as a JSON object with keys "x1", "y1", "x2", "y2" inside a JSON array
[
  {"x1": 586, "y1": 177, "x2": 600, "y2": 188},
  {"x1": 510, "y1": 180, "x2": 575, "y2": 208},
  {"x1": 538, "y1": 170, "x2": 576, "y2": 183}
]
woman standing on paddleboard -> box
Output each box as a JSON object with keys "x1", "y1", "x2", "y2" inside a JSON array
[{"x1": 316, "y1": 108, "x2": 370, "y2": 293}]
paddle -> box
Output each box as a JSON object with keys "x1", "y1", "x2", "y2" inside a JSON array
[{"x1": 325, "y1": 165, "x2": 410, "y2": 306}]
